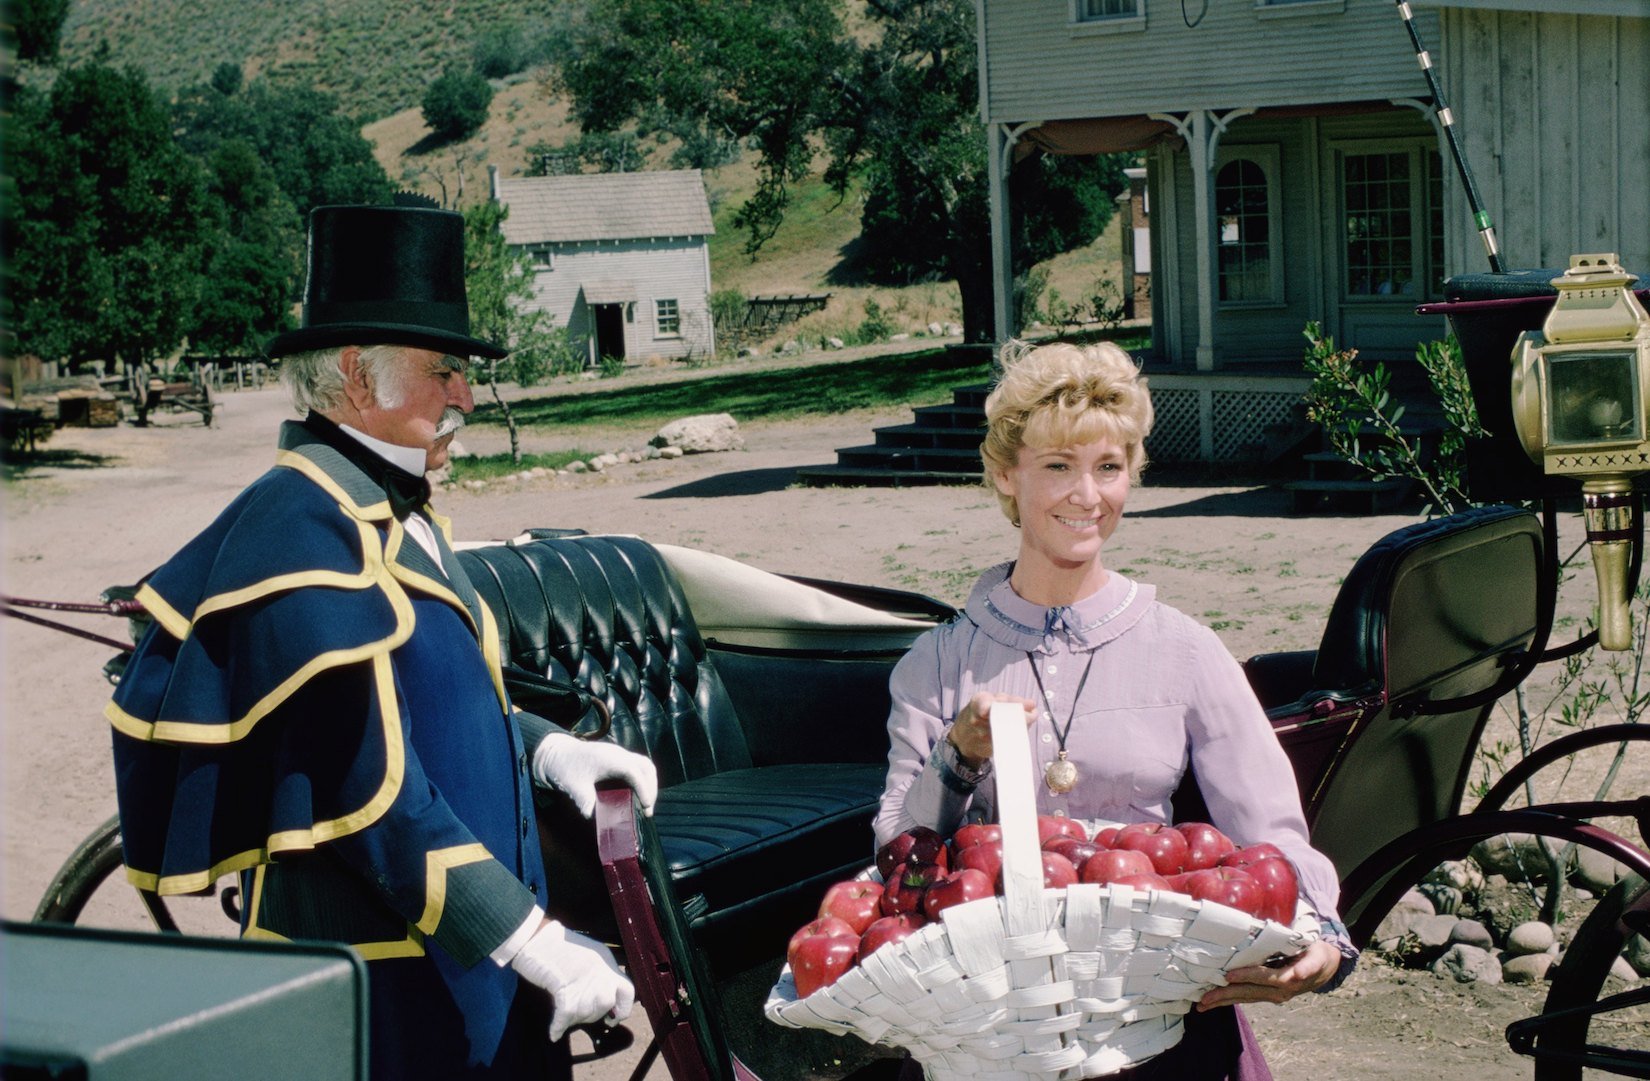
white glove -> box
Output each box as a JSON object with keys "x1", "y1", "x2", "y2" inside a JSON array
[
  {"x1": 532, "y1": 730, "x2": 658, "y2": 818},
  {"x1": 510, "y1": 920, "x2": 636, "y2": 1042}
]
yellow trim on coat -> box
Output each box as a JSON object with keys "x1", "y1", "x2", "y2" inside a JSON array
[
  {"x1": 415, "y1": 843, "x2": 493, "y2": 935},
  {"x1": 477, "y1": 600, "x2": 508, "y2": 709},
  {"x1": 276, "y1": 449, "x2": 393, "y2": 522},
  {"x1": 383, "y1": 522, "x2": 479, "y2": 637},
  {"x1": 136, "y1": 583, "x2": 190, "y2": 641},
  {"x1": 241, "y1": 862, "x2": 428, "y2": 960},
  {"x1": 121, "y1": 651, "x2": 409, "y2": 895}
]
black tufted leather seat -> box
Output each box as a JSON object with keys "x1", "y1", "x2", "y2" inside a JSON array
[{"x1": 457, "y1": 534, "x2": 909, "y2": 968}]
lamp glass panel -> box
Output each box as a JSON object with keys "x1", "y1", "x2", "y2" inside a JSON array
[{"x1": 1547, "y1": 349, "x2": 1641, "y2": 446}]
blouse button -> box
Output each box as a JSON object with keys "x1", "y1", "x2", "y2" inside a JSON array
[
  {"x1": 1041, "y1": 732, "x2": 1052, "y2": 743},
  {"x1": 1053, "y1": 809, "x2": 1067, "y2": 817},
  {"x1": 1046, "y1": 664, "x2": 1058, "y2": 675}
]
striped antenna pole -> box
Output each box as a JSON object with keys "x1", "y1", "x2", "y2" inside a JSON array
[{"x1": 1394, "y1": 0, "x2": 1505, "y2": 273}]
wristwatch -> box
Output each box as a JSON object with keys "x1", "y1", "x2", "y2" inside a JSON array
[{"x1": 934, "y1": 725, "x2": 992, "y2": 793}]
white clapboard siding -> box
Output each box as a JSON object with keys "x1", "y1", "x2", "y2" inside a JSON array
[
  {"x1": 978, "y1": 0, "x2": 1440, "y2": 124},
  {"x1": 521, "y1": 239, "x2": 714, "y2": 363},
  {"x1": 1438, "y1": 6, "x2": 1650, "y2": 276}
]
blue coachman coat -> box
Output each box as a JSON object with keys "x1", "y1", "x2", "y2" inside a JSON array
[{"x1": 108, "y1": 420, "x2": 561, "y2": 1079}]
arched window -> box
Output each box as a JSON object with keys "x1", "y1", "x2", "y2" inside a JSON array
[{"x1": 1216, "y1": 157, "x2": 1277, "y2": 304}]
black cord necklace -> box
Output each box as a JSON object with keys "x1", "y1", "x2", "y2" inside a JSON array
[{"x1": 1025, "y1": 648, "x2": 1099, "y2": 794}]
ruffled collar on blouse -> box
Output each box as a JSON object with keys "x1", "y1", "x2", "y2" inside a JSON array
[{"x1": 963, "y1": 562, "x2": 1156, "y2": 653}]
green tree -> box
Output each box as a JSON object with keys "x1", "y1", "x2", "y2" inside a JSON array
[
  {"x1": 190, "y1": 138, "x2": 303, "y2": 355},
  {"x1": 557, "y1": 0, "x2": 1124, "y2": 342},
  {"x1": 172, "y1": 80, "x2": 394, "y2": 218},
  {"x1": 525, "y1": 131, "x2": 645, "y2": 176},
  {"x1": 3, "y1": 63, "x2": 211, "y2": 369},
  {"x1": 13, "y1": 0, "x2": 71, "y2": 63},
  {"x1": 462, "y1": 201, "x2": 575, "y2": 462},
  {"x1": 422, "y1": 67, "x2": 494, "y2": 142}
]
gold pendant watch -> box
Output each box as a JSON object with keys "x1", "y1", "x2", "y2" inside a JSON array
[{"x1": 1044, "y1": 751, "x2": 1079, "y2": 794}]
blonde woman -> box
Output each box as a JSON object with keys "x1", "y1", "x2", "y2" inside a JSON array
[{"x1": 875, "y1": 340, "x2": 1353, "y2": 1078}]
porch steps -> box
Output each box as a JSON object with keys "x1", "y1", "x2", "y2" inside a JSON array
[{"x1": 796, "y1": 383, "x2": 988, "y2": 487}]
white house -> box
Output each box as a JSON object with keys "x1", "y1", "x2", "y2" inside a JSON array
[
  {"x1": 490, "y1": 168, "x2": 717, "y2": 366},
  {"x1": 974, "y1": 0, "x2": 1648, "y2": 460}
]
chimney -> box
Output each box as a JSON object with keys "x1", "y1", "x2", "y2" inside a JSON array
[{"x1": 488, "y1": 164, "x2": 501, "y2": 202}]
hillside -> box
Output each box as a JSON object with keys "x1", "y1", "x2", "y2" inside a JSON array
[{"x1": 57, "y1": 0, "x2": 1128, "y2": 344}]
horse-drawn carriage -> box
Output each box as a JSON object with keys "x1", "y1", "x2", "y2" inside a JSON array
[{"x1": 11, "y1": 280, "x2": 1650, "y2": 1080}]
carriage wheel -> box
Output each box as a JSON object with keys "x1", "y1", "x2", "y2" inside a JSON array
[
  {"x1": 32, "y1": 814, "x2": 237, "y2": 935},
  {"x1": 1526, "y1": 873, "x2": 1650, "y2": 1080}
]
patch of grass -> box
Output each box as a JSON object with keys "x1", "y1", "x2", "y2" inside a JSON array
[
  {"x1": 447, "y1": 448, "x2": 597, "y2": 482},
  {"x1": 476, "y1": 348, "x2": 988, "y2": 431}
]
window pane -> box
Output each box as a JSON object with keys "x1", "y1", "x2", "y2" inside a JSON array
[
  {"x1": 1216, "y1": 158, "x2": 1273, "y2": 302},
  {"x1": 1343, "y1": 151, "x2": 1414, "y2": 296},
  {"x1": 1081, "y1": 0, "x2": 1137, "y2": 19},
  {"x1": 656, "y1": 298, "x2": 680, "y2": 335}
]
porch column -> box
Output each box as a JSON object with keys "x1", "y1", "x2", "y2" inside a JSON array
[{"x1": 988, "y1": 122, "x2": 1015, "y2": 346}]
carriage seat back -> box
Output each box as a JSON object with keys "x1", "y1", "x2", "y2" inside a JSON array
[
  {"x1": 455, "y1": 534, "x2": 917, "y2": 970},
  {"x1": 1255, "y1": 505, "x2": 1544, "y2": 878}
]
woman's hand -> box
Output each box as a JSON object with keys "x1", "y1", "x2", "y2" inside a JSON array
[
  {"x1": 947, "y1": 691, "x2": 1039, "y2": 766},
  {"x1": 1195, "y1": 939, "x2": 1344, "y2": 1011}
]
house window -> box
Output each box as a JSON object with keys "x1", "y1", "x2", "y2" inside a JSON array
[
  {"x1": 1215, "y1": 158, "x2": 1276, "y2": 304},
  {"x1": 1339, "y1": 143, "x2": 1445, "y2": 300},
  {"x1": 1079, "y1": 0, "x2": 1139, "y2": 18},
  {"x1": 526, "y1": 245, "x2": 553, "y2": 271},
  {"x1": 655, "y1": 298, "x2": 680, "y2": 337}
]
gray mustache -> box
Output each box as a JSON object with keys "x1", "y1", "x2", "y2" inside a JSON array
[{"x1": 435, "y1": 408, "x2": 466, "y2": 439}]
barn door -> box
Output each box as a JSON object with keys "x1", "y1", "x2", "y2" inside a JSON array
[{"x1": 593, "y1": 304, "x2": 627, "y2": 363}]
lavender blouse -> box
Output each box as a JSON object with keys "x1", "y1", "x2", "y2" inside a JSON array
[{"x1": 875, "y1": 561, "x2": 1344, "y2": 923}]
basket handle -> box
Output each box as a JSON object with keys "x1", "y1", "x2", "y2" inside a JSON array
[{"x1": 990, "y1": 702, "x2": 1049, "y2": 937}]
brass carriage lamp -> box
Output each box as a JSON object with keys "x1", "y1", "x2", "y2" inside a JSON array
[{"x1": 1511, "y1": 254, "x2": 1650, "y2": 649}]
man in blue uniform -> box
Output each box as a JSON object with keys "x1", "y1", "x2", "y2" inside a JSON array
[{"x1": 108, "y1": 200, "x2": 658, "y2": 1079}]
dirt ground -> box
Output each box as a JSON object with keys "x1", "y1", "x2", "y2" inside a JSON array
[{"x1": 0, "y1": 365, "x2": 1623, "y2": 1079}]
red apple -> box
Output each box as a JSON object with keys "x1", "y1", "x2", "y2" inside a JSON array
[
  {"x1": 1114, "y1": 823, "x2": 1191, "y2": 876},
  {"x1": 1180, "y1": 867, "x2": 1266, "y2": 920},
  {"x1": 876, "y1": 826, "x2": 949, "y2": 880},
  {"x1": 922, "y1": 868, "x2": 995, "y2": 919},
  {"x1": 1094, "y1": 826, "x2": 1121, "y2": 848},
  {"x1": 1037, "y1": 815, "x2": 1088, "y2": 846},
  {"x1": 1111, "y1": 871, "x2": 1173, "y2": 891},
  {"x1": 951, "y1": 823, "x2": 1003, "y2": 853},
  {"x1": 857, "y1": 913, "x2": 926, "y2": 963},
  {"x1": 788, "y1": 917, "x2": 860, "y2": 998},
  {"x1": 1043, "y1": 837, "x2": 1101, "y2": 867},
  {"x1": 954, "y1": 839, "x2": 1005, "y2": 887},
  {"x1": 1220, "y1": 843, "x2": 1286, "y2": 868},
  {"x1": 1003, "y1": 851, "x2": 1079, "y2": 892},
  {"x1": 880, "y1": 860, "x2": 943, "y2": 916},
  {"x1": 1078, "y1": 847, "x2": 1155, "y2": 885},
  {"x1": 818, "y1": 880, "x2": 884, "y2": 935},
  {"x1": 1175, "y1": 822, "x2": 1237, "y2": 871},
  {"x1": 1226, "y1": 855, "x2": 1300, "y2": 924}
]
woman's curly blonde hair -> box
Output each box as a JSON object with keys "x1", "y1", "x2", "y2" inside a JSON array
[{"x1": 980, "y1": 340, "x2": 1153, "y2": 525}]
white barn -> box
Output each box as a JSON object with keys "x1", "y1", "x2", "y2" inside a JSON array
[{"x1": 490, "y1": 168, "x2": 717, "y2": 367}]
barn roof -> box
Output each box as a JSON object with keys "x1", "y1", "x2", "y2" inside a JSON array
[{"x1": 493, "y1": 169, "x2": 715, "y2": 245}]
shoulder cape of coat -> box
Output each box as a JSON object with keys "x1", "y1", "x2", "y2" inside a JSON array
[{"x1": 106, "y1": 422, "x2": 514, "y2": 896}]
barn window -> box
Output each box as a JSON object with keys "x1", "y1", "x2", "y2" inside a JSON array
[
  {"x1": 655, "y1": 298, "x2": 681, "y2": 337},
  {"x1": 1071, "y1": 0, "x2": 1143, "y2": 32},
  {"x1": 526, "y1": 245, "x2": 553, "y2": 271},
  {"x1": 1215, "y1": 147, "x2": 1283, "y2": 306}
]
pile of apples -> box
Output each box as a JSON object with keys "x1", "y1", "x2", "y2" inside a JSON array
[{"x1": 786, "y1": 817, "x2": 1300, "y2": 998}]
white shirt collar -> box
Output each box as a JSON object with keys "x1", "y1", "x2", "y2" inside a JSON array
[{"x1": 337, "y1": 423, "x2": 428, "y2": 476}]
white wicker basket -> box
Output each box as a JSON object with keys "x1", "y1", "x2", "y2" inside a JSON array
[{"x1": 766, "y1": 703, "x2": 1318, "y2": 1079}]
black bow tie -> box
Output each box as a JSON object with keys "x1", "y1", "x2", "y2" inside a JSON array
[
  {"x1": 302, "y1": 413, "x2": 431, "y2": 521},
  {"x1": 383, "y1": 469, "x2": 431, "y2": 522}
]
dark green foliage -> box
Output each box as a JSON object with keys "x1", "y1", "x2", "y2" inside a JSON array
[
  {"x1": 525, "y1": 131, "x2": 645, "y2": 176},
  {"x1": 472, "y1": 24, "x2": 532, "y2": 79},
  {"x1": 13, "y1": 0, "x2": 70, "y2": 62},
  {"x1": 422, "y1": 66, "x2": 494, "y2": 141},
  {"x1": 556, "y1": 0, "x2": 1126, "y2": 342},
  {"x1": 190, "y1": 138, "x2": 303, "y2": 354},
  {"x1": 3, "y1": 63, "x2": 211, "y2": 367},
  {"x1": 210, "y1": 61, "x2": 243, "y2": 96},
  {"x1": 172, "y1": 80, "x2": 394, "y2": 217}
]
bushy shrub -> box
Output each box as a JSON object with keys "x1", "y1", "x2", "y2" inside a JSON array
[{"x1": 421, "y1": 67, "x2": 493, "y2": 140}]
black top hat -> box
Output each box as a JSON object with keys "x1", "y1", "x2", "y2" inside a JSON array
[{"x1": 264, "y1": 202, "x2": 507, "y2": 360}]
